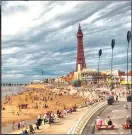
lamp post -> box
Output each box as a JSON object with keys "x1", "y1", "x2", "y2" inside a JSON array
[
  {"x1": 98, "y1": 49, "x2": 102, "y2": 88},
  {"x1": 111, "y1": 39, "x2": 115, "y2": 75},
  {"x1": 110, "y1": 39, "x2": 115, "y2": 90},
  {"x1": 126, "y1": 31, "x2": 131, "y2": 90}
]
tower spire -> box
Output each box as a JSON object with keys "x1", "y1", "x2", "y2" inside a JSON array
[{"x1": 79, "y1": 23, "x2": 81, "y2": 30}]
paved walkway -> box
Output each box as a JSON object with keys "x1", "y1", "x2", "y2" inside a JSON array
[
  {"x1": 94, "y1": 101, "x2": 131, "y2": 134},
  {"x1": 35, "y1": 107, "x2": 88, "y2": 134}
]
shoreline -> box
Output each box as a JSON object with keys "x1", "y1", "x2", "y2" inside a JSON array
[{"x1": 2, "y1": 86, "x2": 28, "y2": 100}]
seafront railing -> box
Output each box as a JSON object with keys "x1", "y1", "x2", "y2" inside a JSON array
[{"x1": 67, "y1": 101, "x2": 107, "y2": 134}]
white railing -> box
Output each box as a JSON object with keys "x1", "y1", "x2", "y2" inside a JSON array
[{"x1": 67, "y1": 101, "x2": 107, "y2": 134}]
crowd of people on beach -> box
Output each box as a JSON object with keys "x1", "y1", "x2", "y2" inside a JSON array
[
  {"x1": 12, "y1": 120, "x2": 25, "y2": 130},
  {"x1": 36, "y1": 104, "x2": 77, "y2": 126},
  {"x1": 2, "y1": 82, "x2": 131, "y2": 134},
  {"x1": 17, "y1": 104, "x2": 78, "y2": 134}
]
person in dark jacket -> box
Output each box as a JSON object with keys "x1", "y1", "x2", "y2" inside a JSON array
[
  {"x1": 23, "y1": 127, "x2": 29, "y2": 135},
  {"x1": 18, "y1": 122, "x2": 20, "y2": 130},
  {"x1": 29, "y1": 125, "x2": 35, "y2": 134},
  {"x1": 36, "y1": 123, "x2": 39, "y2": 130},
  {"x1": 107, "y1": 118, "x2": 113, "y2": 125}
]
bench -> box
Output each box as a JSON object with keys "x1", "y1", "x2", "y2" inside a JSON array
[
  {"x1": 122, "y1": 124, "x2": 132, "y2": 129},
  {"x1": 96, "y1": 125, "x2": 115, "y2": 130}
]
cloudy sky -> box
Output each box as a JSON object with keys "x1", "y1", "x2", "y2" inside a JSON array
[{"x1": 2, "y1": 1, "x2": 131, "y2": 83}]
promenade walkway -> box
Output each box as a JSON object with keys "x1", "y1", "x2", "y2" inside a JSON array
[
  {"x1": 95, "y1": 101, "x2": 131, "y2": 134},
  {"x1": 82, "y1": 100, "x2": 131, "y2": 134}
]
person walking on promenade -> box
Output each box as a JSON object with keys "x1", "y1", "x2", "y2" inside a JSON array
[{"x1": 116, "y1": 95, "x2": 118, "y2": 101}]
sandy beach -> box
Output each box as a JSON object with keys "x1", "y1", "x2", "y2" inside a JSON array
[{"x1": 2, "y1": 84, "x2": 85, "y2": 127}]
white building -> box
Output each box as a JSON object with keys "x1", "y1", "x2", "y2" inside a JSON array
[
  {"x1": 32, "y1": 80, "x2": 42, "y2": 84},
  {"x1": 74, "y1": 64, "x2": 98, "y2": 83}
]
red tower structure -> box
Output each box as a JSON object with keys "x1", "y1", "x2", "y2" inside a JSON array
[{"x1": 76, "y1": 24, "x2": 86, "y2": 71}]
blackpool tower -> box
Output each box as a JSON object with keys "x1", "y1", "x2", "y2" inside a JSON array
[{"x1": 76, "y1": 24, "x2": 86, "y2": 71}]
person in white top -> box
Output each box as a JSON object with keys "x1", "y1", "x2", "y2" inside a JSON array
[
  {"x1": 21, "y1": 120, "x2": 25, "y2": 127},
  {"x1": 43, "y1": 114, "x2": 47, "y2": 120},
  {"x1": 38, "y1": 115, "x2": 40, "y2": 119}
]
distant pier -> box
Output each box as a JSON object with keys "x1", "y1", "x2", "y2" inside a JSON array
[{"x1": 1, "y1": 83, "x2": 28, "y2": 87}]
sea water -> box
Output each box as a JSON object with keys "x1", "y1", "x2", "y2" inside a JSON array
[{"x1": 1, "y1": 86, "x2": 25, "y2": 99}]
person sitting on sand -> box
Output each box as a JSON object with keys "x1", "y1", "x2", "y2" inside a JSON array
[
  {"x1": 72, "y1": 106, "x2": 76, "y2": 112},
  {"x1": 20, "y1": 130, "x2": 24, "y2": 134},
  {"x1": 64, "y1": 105, "x2": 66, "y2": 110},
  {"x1": 35, "y1": 103, "x2": 38, "y2": 109},
  {"x1": 52, "y1": 113, "x2": 56, "y2": 121},
  {"x1": 74, "y1": 104, "x2": 77, "y2": 109},
  {"x1": 69, "y1": 108, "x2": 73, "y2": 113},
  {"x1": 43, "y1": 113, "x2": 48, "y2": 124},
  {"x1": 29, "y1": 125, "x2": 35, "y2": 134},
  {"x1": 44, "y1": 104, "x2": 48, "y2": 108},
  {"x1": 63, "y1": 109, "x2": 67, "y2": 115},
  {"x1": 49, "y1": 114, "x2": 54, "y2": 124},
  {"x1": 57, "y1": 109, "x2": 60, "y2": 115},
  {"x1": 23, "y1": 127, "x2": 29, "y2": 135},
  {"x1": 57, "y1": 109, "x2": 63, "y2": 118},
  {"x1": 36, "y1": 122, "x2": 39, "y2": 130}
]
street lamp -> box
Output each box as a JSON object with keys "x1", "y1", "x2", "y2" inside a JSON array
[
  {"x1": 110, "y1": 39, "x2": 115, "y2": 90},
  {"x1": 111, "y1": 39, "x2": 115, "y2": 75},
  {"x1": 126, "y1": 31, "x2": 131, "y2": 90},
  {"x1": 98, "y1": 49, "x2": 102, "y2": 88}
]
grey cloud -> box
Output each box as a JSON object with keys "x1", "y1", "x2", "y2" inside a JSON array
[
  {"x1": 2, "y1": 1, "x2": 131, "y2": 83},
  {"x1": 2, "y1": 2, "x2": 28, "y2": 15}
]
